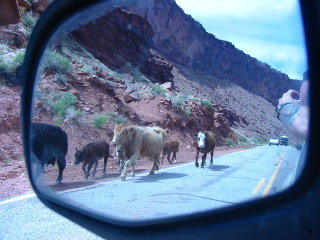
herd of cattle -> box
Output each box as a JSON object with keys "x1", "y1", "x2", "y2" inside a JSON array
[{"x1": 30, "y1": 123, "x2": 216, "y2": 184}]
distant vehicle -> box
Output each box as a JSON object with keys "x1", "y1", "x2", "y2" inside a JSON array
[
  {"x1": 269, "y1": 137, "x2": 279, "y2": 146},
  {"x1": 279, "y1": 136, "x2": 289, "y2": 146}
]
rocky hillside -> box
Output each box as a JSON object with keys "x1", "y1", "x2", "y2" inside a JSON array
[
  {"x1": 124, "y1": 0, "x2": 301, "y2": 105},
  {"x1": 0, "y1": 0, "x2": 300, "y2": 165}
]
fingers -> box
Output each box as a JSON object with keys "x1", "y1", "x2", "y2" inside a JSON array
[{"x1": 279, "y1": 89, "x2": 300, "y2": 105}]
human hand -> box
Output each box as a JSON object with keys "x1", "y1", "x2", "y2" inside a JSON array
[{"x1": 278, "y1": 90, "x2": 300, "y2": 105}]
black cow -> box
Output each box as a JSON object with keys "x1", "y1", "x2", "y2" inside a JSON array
[
  {"x1": 31, "y1": 123, "x2": 68, "y2": 184},
  {"x1": 74, "y1": 140, "x2": 109, "y2": 179}
]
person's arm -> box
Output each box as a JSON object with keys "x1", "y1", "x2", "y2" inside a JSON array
[{"x1": 279, "y1": 103, "x2": 309, "y2": 141}]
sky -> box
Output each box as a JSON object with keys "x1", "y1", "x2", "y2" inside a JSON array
[{"x1": 175, "y1": 0, "x2": 307, "y2": 80}]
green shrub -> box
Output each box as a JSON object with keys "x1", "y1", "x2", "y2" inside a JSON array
[
  {"x1": 92, "y1": 114, "x2": 108, "y2": 128},
  {"x1": 239, "y1": 136, "x2": 249, "y2": 143},
  {"x1": 42, "y1": 50, "x2": 72, "y2": 74},
  {"x1": 48, "y1": 92, "x2": 78, "y2": 124},
  {"x1": 0, "y1": 50, "x2": 25, "y2": 85},
  {"x1": 21, "y1": 11, "x2": 36, "y2": 30},
  {"x1": 65, "y1": 108, "x2": 85, "y2": 124},
  {"x1": 150, "y1": 83, "x2": 167, "y2": 96},
  {"x1": 225, "y1": 138, "x2": 236, "y2": 147},
  {"x1": 184, "y1": 106, "x2": 192, "y2": 120},
  {"x1": 3, "y1": 159, "x2": 10, "y2": 165},
  {"x1": 113, "y1": 115, "x2": 128, "y2": 124},
  {"x1": 171, "y1": 94, "x2": 188, "y2": 110},
  {"x1": 253, "y1": 137, "x2": 268, "y2": 145},
  {"x1": 107, "y1": 111, "x2": 128, "y2": 124},
  {"x1": 201, "y1": 99, "x2": 213, "y2": 109}
]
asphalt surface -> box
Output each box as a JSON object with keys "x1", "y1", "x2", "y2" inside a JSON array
[{"x1": 0, "y1": 145, "x2": 301, "y2": 240}]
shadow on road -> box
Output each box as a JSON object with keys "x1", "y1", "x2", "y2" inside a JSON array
[
  {"x1": 48, "y1": 180, "x2": 96, "y2": 191},
  {"x1": 208, "y1": 164, "x2": 230, "y2": 171},
  {"x1": 133, "y1": 172, "x2": 188, "y2": 183}
]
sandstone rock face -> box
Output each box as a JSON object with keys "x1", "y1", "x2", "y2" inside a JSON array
[
  {"x1": 125, "y1": 0, "x2": 300, "y2": 105},
  {"x1": 32, "y1": 0, "x2": 53, "y2": 14},
  {"x1": 0, "y1": 0, "x2": 20, "y2": 26},
  {"x1": 73, "y1": 8, "x2": 153, "y2": 70},
  {"x1": 0, "y1": 23, "x2": 27, "y2": 48},
  {"x1": 140, "y1": 50, "x2": 173, "y2": 83},
  {"x1": 18, "y1": 0, "x2": 31, "y2": 9},
  {"x1": 72, "y1": 8, "x2": 174, "y2": 84}
]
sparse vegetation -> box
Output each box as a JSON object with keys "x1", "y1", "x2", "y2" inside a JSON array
[
  {"x1": 107, "y1": 111, "x2": 128, "y2": 124},
  {"x1": 225, "y1": 138, "x2": 237, "y2": 147},
  {"x1": 47, "y1": 92, "x2": 79, "y2": 125},
  {"x1": 92, "y1": 114, "x2": 108, "y2": 128},
  {"x1": 21, "y1": 11, "x2": 36, "y2": 31},
  {"x1": 80, "y1": 65, "x2": 96, "y2": 75},
  {"x1": 150, "y1": 83, "x2": 167, "y2": 96},
  {"x1": 184, "y1": 106, "x2": 192, "y2": 120},
  {"x1": 201, "y1": 99, "x2": 213, "y2": 109},
  {"x1": 3, "y1": 159, "x2": 10, "y2": 165},
  {"x1": 239, "y1": 136, "x2": 249, "y2": 144},
  {"x1": 42, "y1": 50, "x2": 72, "y2": 74},
  {"x1": 252, "y1": 137, "x2": 268, "y2": 145},
  {"x1": 171, "y1": 94, "x2": 188, "y2": 109},
  {"x1": 170, "y1": 95, "x2": 193, "y2": 119},
  {"x1": 113, "y1": 115, "x2": 128, "y2": 124},
  {"x1": 65, "y1": 108, "x2": 85, "y2": 124},
  {"x1": 0, "y1": 50, "x2": 25, "y2": 85}
]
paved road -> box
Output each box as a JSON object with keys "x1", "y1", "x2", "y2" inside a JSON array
[{"x1": 0, "y1": 146, "x2": 301, "y2": 240}]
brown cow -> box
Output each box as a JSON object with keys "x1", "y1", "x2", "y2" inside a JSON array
[
  {"x1": 111, "y1": 124, "x2": 166, "y2": 180},
  {"x1": 194, "y1": 131, "x2": 216, "y2": 168},
  {"x1": 74, "y1": 140, "x2": 109, "y2": 179},
  {"x1": 161, "y1": 140, "x2": 180, "y2": 164}
]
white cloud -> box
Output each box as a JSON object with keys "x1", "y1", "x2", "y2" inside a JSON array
[
  {"x1": 231, "y1": 38, "x2": 307, "y2": 79},
  {"x1": 175, "y1": 0, "x2": 306, "y2": 79}
]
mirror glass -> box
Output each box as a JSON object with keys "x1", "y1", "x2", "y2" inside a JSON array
[{"x1": 30, "y1": 0, "x2": 308, "y2": 221}]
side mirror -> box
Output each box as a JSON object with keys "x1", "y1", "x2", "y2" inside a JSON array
[{"x1": 20, "y1": 0, "x2": 320, "y2": 239}]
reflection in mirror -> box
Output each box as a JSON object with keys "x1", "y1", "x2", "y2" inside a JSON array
[{"x1": 30, "y1": 0, "x2": 308, "y2": 221}]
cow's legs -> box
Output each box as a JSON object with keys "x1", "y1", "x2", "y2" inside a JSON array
[
  {"x1": 171, "y1": 152, "x2": 176, "y2": 163},
  {"x1": 210, "y1": 149, "x2": 214, "y2": 165},
  {"x1": 56, "y1": 157, "x2": 66, "y2": 184},
  {"x1": 121, "y1": 153, "x2": 139, "y2": 180},
  {"x1": 201, "y1": 152, "x2": 207, "y2": 168},
  {"x1": 86, "y1": 161, "x2": 95, "y2": 179},
  {"x1": 91, "y1": 160, "x2": 98, "y2": 178},
  {"x1": 150, "y1": 153, "x2": 161, "y2": 175},
  {"x1": 161, "y1": 153, "x2": 165, "y2": 165},
  {"x1": 195, "y1": 149, "x2": 200, "y2": 167},
  {"x1": 103, "y1": 153, "x2": 108, "y2": 175},
  {"x1": 167, "y1": 152, "x2": 172, "y2": 164},
  {"x1": 130, "y1": 161, "x2": 135, "y2": 177},
  {"x1": 82, "y1": 162, "x2": 88, "y2": 179}
]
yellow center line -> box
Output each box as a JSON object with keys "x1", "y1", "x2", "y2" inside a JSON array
[
  {"x1": 261, "y1": 152, "x2": 284, "y2": 197},
  {"x1": 252, "y1": 178, "x2": 266, "y2": 194}
]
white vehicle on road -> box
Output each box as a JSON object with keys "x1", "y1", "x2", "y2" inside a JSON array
[{"x1": 269, "y1": 137, "x2": 279, "y2": 146}]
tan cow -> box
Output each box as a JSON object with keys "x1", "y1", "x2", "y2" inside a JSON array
[
  {"x1": 111, "y1": 124, "x2": 166, "y2": 180},
  {"x1": 161, "y1": 140, "x2": 180, "y2": 164}
]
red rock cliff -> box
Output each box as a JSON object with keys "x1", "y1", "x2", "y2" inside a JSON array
[{"x1": 124, "y1": 0, "x2": 301, "y2": 105}]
